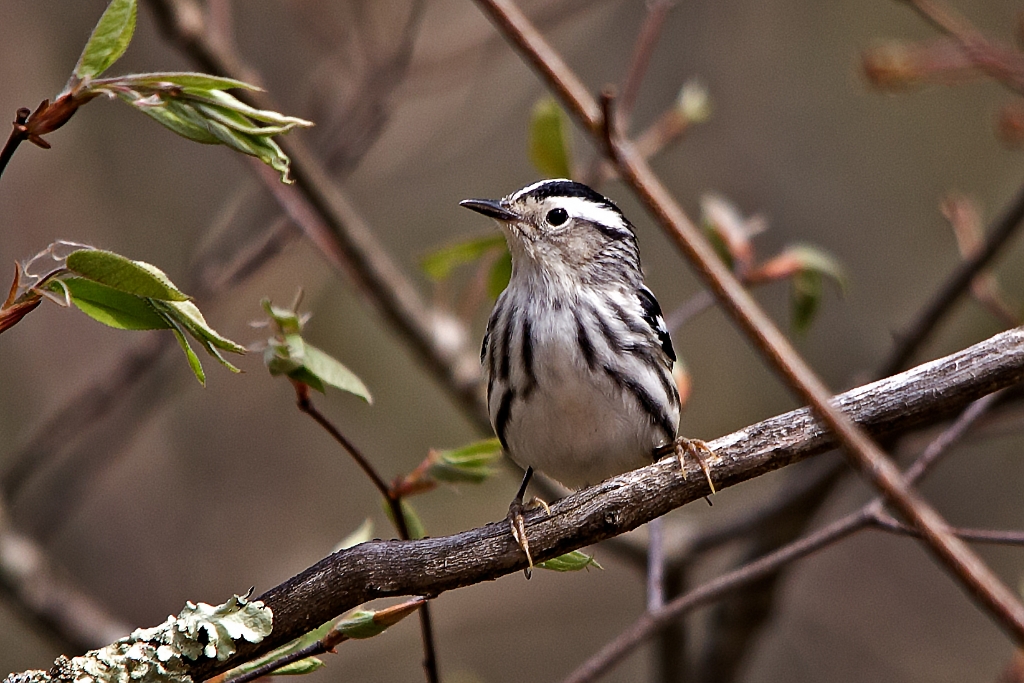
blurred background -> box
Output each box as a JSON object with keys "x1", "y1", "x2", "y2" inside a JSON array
[{"x1": 2, "y1": 1, "x2": 1024, "y2": 681}]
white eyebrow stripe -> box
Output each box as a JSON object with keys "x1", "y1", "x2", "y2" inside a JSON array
[{"x1": 556, "y1": 196, "x2": 631, "y2": 234}]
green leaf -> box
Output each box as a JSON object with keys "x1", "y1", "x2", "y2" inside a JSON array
[
  {"x1": 262, "y1": 298, "x2": 303, "y2": 335},
  {"x1": 73, "y1": 0, "x2": 137, "y2": 80},
  {"x1": 118, "y1": 93, "x2": 306, "y2": 183},
  {"x1": 111, "y1": 72, "x2": 259, "y2": 91},
  {"x1": 529, "y1": 97, "x2": 572, "y2": 178},
  {"x1": 260, "y1": 297, "x2": 368, "y2": 398},
  {"x1": 194, "y1": 334, "x2": 243, "y2": 374},
  {"x1": 167, "y1": 318, "x2": 206, "y2": 386},
  {"x1": 264, "y1": 334, "x2": 306, "y2": 377},
  {"x1": 271, "y1": 658, "x2": 324, "y2": 676},
  {"x1": 422, "y1": 234, "x2": 507, "y2": 281},
  {"x1": 787, "y1": 244, "x2": 848, "y2": 292},
  {"x1": 184, "y1": 89, "x2": 312, "y2": 128},
  {"x1": 157, "y1": 299, "x2": 246, "y2": 353},
  {"x1": 537, "y1": 550, "x2": 603, "y2": 572},
  {"x1": 786, "y1": 244, "x2": 846, "y2": 334},
  {"x1": 36, "y1": 246, "x2": 242, "y2": 383},
  {"x1": 488, "y1": 250, "x2": 512, "y2": 298},
  {"x1": 55, "y1": 277, "x2": 170, "y2": 330},
  {"x1": 791, "y1": 270, "x2": 822, "y2": 335},
  {"x1": 286, "y1": 366, "x2": 327, "y2": 393},
  {"x1": 66, "y1": 249, "x2": 189, "y2": 301},
  {"x1": 128, "y1": 97, "x2": 221, "y2": 144},
  {"x1": 383, "y1": 499, "x2": 426, "y2": 540},
  {"x1": 427, "y1": 438, "x2": 503, "y2": 484},
  {"x1": 151, "y1": 301, "x2": 244, "y2": 383},
  {"x1": 702, "y1": 220, "x2": 734, "y2": 270},
  {"x1": 195, "y1": 102, "x2": 298, "y2": 136},
  {"x1": 300, "y1": 343, "x2": 372, "y2": 402}
]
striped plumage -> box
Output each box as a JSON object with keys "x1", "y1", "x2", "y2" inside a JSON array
[{"x1": 462, "y1": 179, "x2": 680, "y2": 489}]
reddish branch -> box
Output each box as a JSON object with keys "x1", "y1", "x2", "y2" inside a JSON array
[{"x1": 292, "y1": 383, "x2": 439, "y2": 683}]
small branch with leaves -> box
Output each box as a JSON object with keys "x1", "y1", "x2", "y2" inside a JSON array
[
  {"x1": 1, "y1": 242, "x2": 244, "y2": 385},
  {"x1": 0, "y1": 0, "x2": 310, "y2": 182}
]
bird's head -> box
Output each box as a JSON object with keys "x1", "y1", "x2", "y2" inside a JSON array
[{"x1": 460, "y1": 179, "x2": 641, "y2": 286}]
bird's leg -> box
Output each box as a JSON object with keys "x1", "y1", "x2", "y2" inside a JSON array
[
  {"x1": 658, "y1": 438, "x2": 717, "y2": 495},
  {"x1": 508, "y1": 466, "x2": 537, "y2": 579}
]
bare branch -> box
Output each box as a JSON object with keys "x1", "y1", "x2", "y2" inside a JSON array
[
  {"x1": 175, "y1": 326, "x2": 1024, "y2": 681},
  {"x1": 0, "y1": 108, "x2": 31, "y2": 180},
  {"x1": 871, "y1": 513, "x2": 1024, "y2": 546},
  {"x1": 617, "y1": 0, "x2": 675, "y2": 125}
]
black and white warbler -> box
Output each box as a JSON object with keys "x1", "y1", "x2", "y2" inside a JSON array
[{"x1": 461, "y1": 179, "x2": 712, "y2": 571}]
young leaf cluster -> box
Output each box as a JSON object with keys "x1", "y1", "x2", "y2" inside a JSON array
[
  {"x1": 700, "y1": 197, "x2": 846, "y2": 334},
  {"x1": 85, "y1": 73, "x2": 312, "y2": 184},
  {"x1": 261, "y1": 297, "x2": 372, "y2": 401},
  {"x1": 6, "y1": 243, "x2": 244, "y2": 385},
  {"x1": 15, "y1": 0, "x2": 311, "y2": 183}
]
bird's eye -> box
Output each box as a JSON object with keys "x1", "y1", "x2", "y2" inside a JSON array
[{"x1": 546, "y1": 207, "x2": 569, "y2": 226}]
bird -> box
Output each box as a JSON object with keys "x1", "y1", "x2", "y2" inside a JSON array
[{"x1": 460, "y1": 179, "x2": 713, "y2": 574}]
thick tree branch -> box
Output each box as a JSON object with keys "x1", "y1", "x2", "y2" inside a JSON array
[{"x1": 176, "y1": 326, "x2": 1024, "y2": 681}]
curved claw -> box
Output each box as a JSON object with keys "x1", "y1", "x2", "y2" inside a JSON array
[{"x1": 674, "y1": 437, "x2": 717, "y2": 495}]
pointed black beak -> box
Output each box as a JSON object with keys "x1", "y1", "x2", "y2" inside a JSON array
[{"x1": 460, "y1": 198, "x2": 518, "y2": 221}]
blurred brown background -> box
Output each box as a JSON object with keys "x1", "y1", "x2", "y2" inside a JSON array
[{"x1": 2, "y1": 1, "x2": 1024, "y2": 682}]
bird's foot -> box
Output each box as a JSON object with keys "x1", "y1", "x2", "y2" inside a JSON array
[
  {"x1": 667, "y1": 437, "x2": 716, "y2": 495},
  {"x1": 507, "y1": 494, "x2": 551, "y2": 580}
]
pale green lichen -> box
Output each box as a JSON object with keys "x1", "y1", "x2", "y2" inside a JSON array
[{"x1": 3, "y1": 594, "x2": 272, "y2": 683}]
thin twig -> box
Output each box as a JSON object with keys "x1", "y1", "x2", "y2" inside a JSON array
[
  {"x1": 293, "y1": 383, "x2": 391, "y2": 499},
  {"x1": 902, "y1": 0, "x2": 1024, "y2": 94},
  {"x1": 475, "y1": 0, "x2": 1024, "y2": 641},
  {"x1": 0, "y1": 108, "x2": 31, "y2": 180},
  {"x1": 871, "y1": 512, "x2": 1024, "y2": 546},
  {"x1": 899, "y1": 389, "x2": 1004, "y2": 485},
  {"x1": 883, "y1": 181, "x2": 1024, "y2": 376},
  {"x1": 562, "y1": 385, "x2": 1005, "y2": 683},
  {"x1": 579, "y1": 0, "x2": 675, "y2": 185},
  {"x1": 646, "y1": 517, "x2": 666, "y2": 611},
  {"x1": 617, "y1": 0, "x2": 675, "y2": 124},
  {"x1": 292, "y1": 383, "x2": 440, "y2": 683}
]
